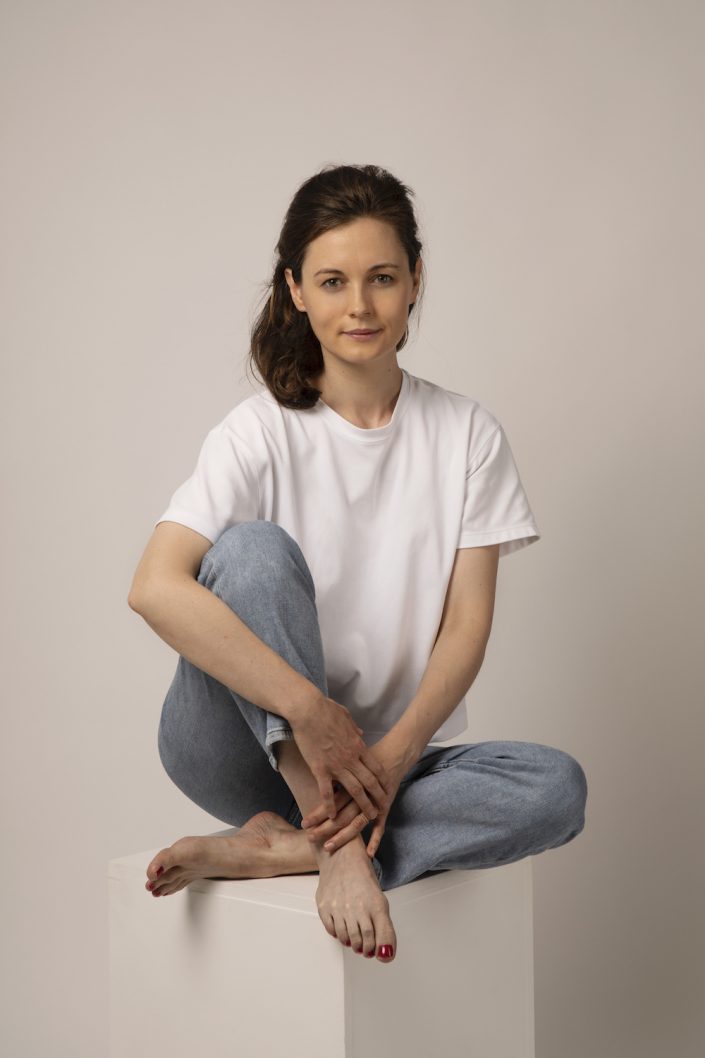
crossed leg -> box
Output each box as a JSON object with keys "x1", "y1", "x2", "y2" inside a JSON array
[{"x1": 144, "y1": 521, "x2": 587, "y2": 965}]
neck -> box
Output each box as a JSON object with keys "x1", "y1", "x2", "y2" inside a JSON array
[{"x1": 313, "y1": 362, "x2": 404, "y2": 430}]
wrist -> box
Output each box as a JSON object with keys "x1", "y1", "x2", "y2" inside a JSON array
[
  {"x1": 376, "y1": 726, "x2": 423, "y2": 775},
  {"x1": 283, "y1": 680, "x2": 326, "y2": 727}
]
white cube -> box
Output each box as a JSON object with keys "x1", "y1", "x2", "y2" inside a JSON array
[{"x1": 108, "y1": 828, "x2": 534, "y2": 1058}]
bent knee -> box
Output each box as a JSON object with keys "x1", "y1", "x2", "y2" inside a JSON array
[
  {"x1": 540, "y1": 747, "x2": 588, "y2": 839},
  {"x1": 213, "y1": 520, "x2": 294, "y2": 562},
  {"x1": 198, "y1": 520, "x2": 310, "y2": 593}
]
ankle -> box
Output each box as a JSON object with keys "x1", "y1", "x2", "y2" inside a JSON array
[
  {"x1": 313, "y1": 833, "x2": 366, "y2": 868},
  {"x1": 265, "y1": 826, "x2": 318, "y2": 875}
]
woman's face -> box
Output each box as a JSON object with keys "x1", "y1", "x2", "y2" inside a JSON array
[{"x1": 284, "y1": 217, "x2": 421, "y2": 371}]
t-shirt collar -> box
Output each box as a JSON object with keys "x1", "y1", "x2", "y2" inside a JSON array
[{"x1": 316, "y1": 368, "x2": 411, "y2": 444}]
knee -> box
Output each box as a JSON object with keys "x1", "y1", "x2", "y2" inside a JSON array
[
  {"x1": 214, "y1": 520, "x2": 293, "y2": 563},
  {"x1": 537, "y1": 747, "x2": 588, "y2": 842},
  {"x1": 197, "y1": 520, "x2": 314, "y2": 601},
  {"x1": 199, "y1": 520, "x2": 297, "y2": 579}
]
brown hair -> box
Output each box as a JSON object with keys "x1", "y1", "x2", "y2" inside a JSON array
[{"x1": 246, "y1": 163, "x2": 426, "y2": 409}]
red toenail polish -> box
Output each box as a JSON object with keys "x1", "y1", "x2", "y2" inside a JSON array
[
  {"x1": 378, "y1": 945, "x2": 394, "y2": 958},
  {"x1": 344, "y1": 940, "x2": 351, "y2": 946},
  {"x1": 156, "y1": 866, "x2": 164, "y2": 877},
  {"x1": 147, "y1": 882, "x2": 155, "y2": 891},
  {"x1": 355, "y1": 947, "x2": 362, "y2": 953},
  {"x1": 364, "y1": 951, "x2": 374, "y2": 958}
]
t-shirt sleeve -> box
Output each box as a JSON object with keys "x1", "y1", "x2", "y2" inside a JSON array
[
  {"x1": 457, "y1": 423, "x2": 541, "y2": 557},
  {"x1": 154, "y1": 422, "x2": 260, "y2": 545}
]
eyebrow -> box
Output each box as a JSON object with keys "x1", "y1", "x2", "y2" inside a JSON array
[{"x1": 313, "y1": 262, "x2": 401, "y2": 277}]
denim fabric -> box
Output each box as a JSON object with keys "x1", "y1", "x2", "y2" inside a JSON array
[{"x1": 157, "y1": 520, "x2": 588, "y2": 892}]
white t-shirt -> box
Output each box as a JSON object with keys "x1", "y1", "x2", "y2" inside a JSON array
[{"x1": 155, "y1": 368, "x2": 540, "y2": 743}]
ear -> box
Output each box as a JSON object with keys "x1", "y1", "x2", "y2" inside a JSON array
[{"x1": 284, "y1": 267, "x2": 306, "y2": 313}]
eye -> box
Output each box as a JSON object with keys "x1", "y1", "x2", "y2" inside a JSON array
[{"x1": 321, "y1": 274, "x2": 394, "y2": 289}]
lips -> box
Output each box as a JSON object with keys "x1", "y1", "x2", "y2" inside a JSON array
[{"x1": 345, "y1": 329, "x2": 379, "y2": 335}]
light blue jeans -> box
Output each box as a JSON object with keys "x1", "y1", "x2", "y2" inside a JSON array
[{"x1": 157, "y1": 520, "x2": 588, "y2": 891}]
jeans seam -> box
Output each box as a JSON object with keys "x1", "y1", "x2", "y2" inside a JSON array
[{"x1": 415, "y1": 761, "x2": 455, "y2": 778}]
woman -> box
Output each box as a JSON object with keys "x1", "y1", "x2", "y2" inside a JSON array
[{"x1": 128, "y1": 163, "x2": 587, "y2": 966}]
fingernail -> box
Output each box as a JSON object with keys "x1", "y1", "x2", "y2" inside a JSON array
[
  {"x1": 324, "y1": 841, "x2": 333, "y2": 850},
  {"x1": 378, "y1": 945, "x2": 394, "y2": 959}
]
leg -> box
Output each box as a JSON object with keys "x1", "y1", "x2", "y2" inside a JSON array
[
  {"x1": 365, "y1": 740, "x2": 588, "y2": 891},
  {"x1": 146, "y1": 520, "x2": 324, "y2": 885},
  {"x1": 147, "y1": 520, "x2": 395, "y2": 959},
  {"x1": 156, "y1": 519, "x2": 331, "y2": 826},
  {"x1": 276, "y1": 738, "x2": 397, "y2": 961}
]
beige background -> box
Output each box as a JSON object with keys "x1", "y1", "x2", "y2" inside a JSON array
[{"x1": 2, "y1": 2, "x2": 703, "y2": 1056}]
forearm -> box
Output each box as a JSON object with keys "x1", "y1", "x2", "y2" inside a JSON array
[
  {"x1": 387, "y1": 620, "x2": 490, "y2": 768},
  {"x1": 129, "y1": 575, "x2": 322, "y2": 723}
]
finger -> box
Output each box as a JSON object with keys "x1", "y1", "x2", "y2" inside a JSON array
[
  {"x1": 366, "y1": 815, "x2": 386, "y2": 857},
  {"x1": 337, "y1": 768, "x2": 379, "y2": 822},
  {"x1": 305, "y1": 806, "x2": 357, "y2": 845},
  {"x1": 302, "y1": 800, "x2": 337, "y2": 830},
  {"x1": 301, "y1": 806, "x2": 326, "y2": 830},
  {"x1": 360, "y1": 747, "x2": 392, "y2": 791},
  {"x1": 302, "y1": 789, "x2": 349, "y2": 830},
  {"x1": 322, "y1": 812, "x2": 371, "y2": 854},
  {"x1": 347, "y1": 758, "x2": 389, "y2": 814},
  {"x1": 316, "y1": 775, "x2": 336, "y2": 820},
  {"x1": 306, "y1": 803, "x2": 360, "y2": 844}
]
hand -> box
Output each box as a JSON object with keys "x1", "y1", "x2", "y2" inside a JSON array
[
  {"x1": 289, "y1": 694, "x2": 392, "y2": 823},
  {"x1": 300, "y1": 732, "x2": 412, "y2": 858}
]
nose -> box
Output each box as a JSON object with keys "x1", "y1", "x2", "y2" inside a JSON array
[{"x1": 346, "y1": 282, "x2": 374, "y2": 317}]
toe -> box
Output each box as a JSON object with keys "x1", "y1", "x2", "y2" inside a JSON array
[
  {"x1": 147, "y1": 850, "x2": 172, "y2": 880},
  {"x1": 346, "y1": 921, "x2": 361, "y2": 951},
  {"x1": 319, "y1": 910, "x2": 337, "y2": 941},
  {"x1": 358, "y1": 917, "x2": 376, "y2": 958},
  {"x1": 154, "y1": 876, "x2": 187, "y2": 897},
  {"x1": 333, "y1": 915, "x2": 350, "y2": 947},
  {"x1": 372, "y1": 910, "x2": 397, "y2": 962},
  {"x1": 146, "y1": 865, "x2": 178, "y2": 892}
]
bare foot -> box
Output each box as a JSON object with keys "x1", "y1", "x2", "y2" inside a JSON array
[
  {"x1": 145, "y1": 811, "x2": 317, "y2": 897},
  {"x1": 314, "y1": 836, "x2": 397, "y2": 963},
  {"x1": 145, "y1": 812, "x2": 396, "y2": 964}
]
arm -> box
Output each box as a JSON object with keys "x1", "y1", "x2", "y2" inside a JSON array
[
  {"x1": 131, "y1": 523, "x2": 391, "y2": 820},
  {"x1": 384, "y1": 543, "x2": 500, "y2": 770},
  {"x1": 128, "y1": 522, "x2": 322, "y2": 724},
  {"x1": 300, "y1": 544, "x2": 502, "y2": 852}
]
